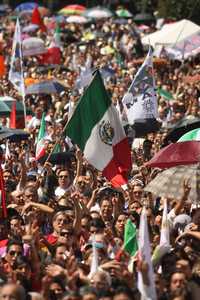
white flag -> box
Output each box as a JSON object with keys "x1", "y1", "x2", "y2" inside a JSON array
[
  {"x1": 138, "y1": 208, "x2": 157, "y2": 300},
  {"x1": 122, "y1": 47, "x2": 158, "y2": 125},
  {"x1": 88, "y1": 235, "x2": 99, "y2": 279},
  {"x1": 160, "y1": 199, "x2": 170, "y2": 247},
  {"x1": 9, "y1": 19, "x2": 25, "y2": 97},
  {"x1": 5, "y1": 141, "x2": 10, "y2": 160}
]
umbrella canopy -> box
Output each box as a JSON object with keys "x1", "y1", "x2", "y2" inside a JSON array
[
  {"x1": 26, "y1": 80, "x2": 68, "y2": 95},
  {"x1": 0, "y1": 127, "x2": 29, "y2": 141},
  {"x1": 144, "y1": 164, "x2": 200, "y2": 202},
  {"x1": 15, "y1": 2, "x2": 37, "y2": 12},
  {"x1": 83, "y1": 7, "x2": 113, "y2": 19},
  {"x1": 0, "y1": 97, "x2": 32, "y2": 117},
  {"x1": 38, "y1": 152, "x2": 74, "y2": 165},
  {"x1": 22, "y1": 37, "x2": 46, "y2": 57},
  {"x1": 66, "y1": 15, "x2": 89, "y2": 24},
  {"x1": 163, "y1": 116, "x2": 200, "y2": 144},
  {"x1": 22, "y1": 24, "x2": 39, "y2": 33},
  {"x1": 0, "y1": 102, "x2": 11, "y2": 117},
  {"x1": 58, "y1": 5, "x2": 86, "y2": 16},
  {"x1": 116, "y1": 8, "x2": 133, "y2": 18},
  {"x1": 178, "y1": 128, "x2": 200, "y2": 142},
  {"x1": 145, "y1": 141, "x2": 200, "y2": 169},
  {"x1": 134, "y1": 13, "x2": 155, "y2": 23}
]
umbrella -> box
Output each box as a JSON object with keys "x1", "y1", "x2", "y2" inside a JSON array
[
  {"x1": 66, "y1": 15, "x2": 89, "y2": 24},
  {"x1": 26, "y1": 80, "x2": 68, "y2": 95},
  {"x1": 15, "y1": 2, "x2": 37, "y2": 12},
  {"x1": 38, "y1": 152, "x2": 74, "y2": 165},
  {"x1": 116, "y1": 8, "x2": 133, "y2": 18},
  {"x1": 163, "y1": 116, "x2": 200, "y2": 145},
  {"x1": 0, "y1": 127, "x2": 29, "y2": 141},
  {"x1": 0, "y1": 97, "x2": 32, "y2": 116},
  {"x1": 145, "y1": 141, "x2": 200, "y2": 169},
  {"x1": 58, "y1": 5, "x2": 86, "y2": 16},
  {"x1": 83, "y1": 7, "x2": 113, "y2": 19},
  {"x1": 22, "y1": 37, "x2": 46, "y2": 57},
  {"x1": 22, "y1": 24, "x2": 39, "y2": 33},
  {"x1": 144, "y1": 164, "x2": 200, "y2": 202},
  {"x1": 134, "y1": 13, "x2": 155, "y2": 24},
  {"x1": 0, "y1": 102, "x2": 11, "y2": 117}
]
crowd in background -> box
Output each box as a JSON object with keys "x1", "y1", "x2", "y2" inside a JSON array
[{"x1": 0, "y1": 5, "x2": 199, "y2": 300}]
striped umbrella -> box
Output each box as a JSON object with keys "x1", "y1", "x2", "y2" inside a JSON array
[
  {"x1": 58, "y1": 5, "x2": 86, "y2": 16},
  {"x1": 144, "y1": 164, "x2": 200, "y2": 203},
  {"x1": 26, "y1": 80, "x2": 68, "y2": 94}
]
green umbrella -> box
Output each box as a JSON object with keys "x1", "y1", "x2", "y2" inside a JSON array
[
  {"x1": 0, "y1": 97, "x2": 32, "y2": 116},
  {"x1": 116, "y1": 8, "x2": 132, "y2": 18},
  {"x1": 0, "y1": 101, "x2": 11, "y2": 117}
]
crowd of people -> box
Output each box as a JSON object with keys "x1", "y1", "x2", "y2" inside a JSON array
[{"x1": 0, "y1": 4, "x2": 199, "y2": 300}]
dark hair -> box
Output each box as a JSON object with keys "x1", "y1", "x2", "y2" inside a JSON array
[
  {"x1": 114, "y1": 286, "x2": 134, "y2": 299},
  {"x1": 12, "y1": 255, "x2": 31, "y2": 271},
  {"x1": 90, "y1": 218, "x2": 105, "y2": 230},
  {"x1": 6, "y1": 238, "x2": 23, "y2": 253}
]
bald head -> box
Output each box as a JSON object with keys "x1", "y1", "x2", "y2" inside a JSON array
[{"x1": 0, "y1": 283, "x2": 26, "y2": 300}]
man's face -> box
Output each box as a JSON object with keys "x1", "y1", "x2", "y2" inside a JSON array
[
  {"x1": 6, "y1": 245, "x2": 23, "y2": 267},
  {"x1": 10, "y1": 219, "x2": 22, "y2": 235},
  {"x1": 132, "y1": 185, "x2": 143, "y2": 201},
  {"x1": 170, "y1": 272, "x2": 186, "y2": 292},
  {"x1": 0, "y1": 284, "x2": 20, "y2": 300},
  {"x1": 100, "y1": 199, "x2": 113, "y2": 220},
  {"x1": 58, "y1": 171, "x2": 70, "y2": 189}
]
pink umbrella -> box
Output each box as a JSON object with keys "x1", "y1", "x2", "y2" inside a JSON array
[{"x1": 145, "y1": 141, "x2": 200, "y2": 169}]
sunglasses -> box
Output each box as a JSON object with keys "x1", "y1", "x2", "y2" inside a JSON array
[
  {"x1": 9, "y1": 250, "x2": 23, "y2": 256},
  {"x1": 60, "y1": 231, "x2": 73, "y2": 236}
]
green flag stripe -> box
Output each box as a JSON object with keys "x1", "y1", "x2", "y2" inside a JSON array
[{"x1": 65, "y1": 71, "x2": 111, "y2": 151}]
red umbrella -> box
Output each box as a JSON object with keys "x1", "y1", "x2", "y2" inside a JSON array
[{"x1": 145, "y1": 141, "x2": 200, "y2": 169}]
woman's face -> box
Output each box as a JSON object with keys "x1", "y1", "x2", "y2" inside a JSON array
[{"x1": 115, "y1": 214, "x2": 127, "y2": 235}]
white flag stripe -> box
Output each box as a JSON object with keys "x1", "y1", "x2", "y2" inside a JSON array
[{"x1": 138, "y1": 208, "x2": 157, "y2": 300}]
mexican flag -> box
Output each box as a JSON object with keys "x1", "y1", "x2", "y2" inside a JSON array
[
  {"x1": 40, "y1": 26, "x2": 61, "y2": 65},
  {"x1": 35, "y1": 113, "x2": 46, "y2": 160},
  {"x1": 65, "y1": 70, "x2": 132, "y2": 187},
  {"x1": 124, "y1": 219, "x2": 138, "y2": 256},
  {"x1": 178, "y1": 128, "x2": 200, "y2": 142}
]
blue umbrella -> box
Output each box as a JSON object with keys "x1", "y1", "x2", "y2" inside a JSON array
[
  {"x1": 26, "y1": 80, "x2": 68, "y2": 95},
  {"x1": 15, "y1": 2, "x2": 37, "y2": 12}
]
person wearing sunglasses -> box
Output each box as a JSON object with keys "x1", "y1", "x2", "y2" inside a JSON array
[
  {"x1": 3, "y1": 239, "x2": 23, "y2": 275},
  {"x1": 55, "y1": 169, "x2": 72, "y2": 198}
]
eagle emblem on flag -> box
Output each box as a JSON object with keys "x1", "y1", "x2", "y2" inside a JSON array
[{"x1": 99, "y1": 120, "x2": 114, "y2": 146}]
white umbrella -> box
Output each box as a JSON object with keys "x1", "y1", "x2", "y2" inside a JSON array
[
  {"x1": 22, "y1": 24, "x2": 39, "y2": 33},
  {"x1": 66, "y1": 15, "x2": 88, "y2": 24},
  {"x1": 22, "y1": 37, "x2": 46, "y2": 56},
  {"x1": 83, "y1": 6, "x2": 113, "y2": 19}
]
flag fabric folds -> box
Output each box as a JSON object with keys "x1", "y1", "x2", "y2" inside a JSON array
[
  {"x1": 65, "y1": 70, "x2": 132, "y2": 187},
  {"x1": 36, "y1": 113, "x2": 46, "y2": 160},
  {"x1": 9, "y1": 101, "x2": 16, "y2": 129},
  {"x1": 138, "y1": 208, "x2": 157, "y2": 300},
  {"x1": 124, "y1": 219, "x2": 138, "y2": 257},
  {"x1": 40, "y1": 26, "x2": 61, "y2": 65},
  {"x1": 9, "y1": 19, "x2": 25, "y2": 97},
  {"x1": 31, "y1": 6, "x2": 47, "y2": 32},
  {"x1": 0, "y1": 164, "x2": 7, "y2": 218},
  {"x1": 122, "y1": 47, "x2": 158, "y2": 125}
]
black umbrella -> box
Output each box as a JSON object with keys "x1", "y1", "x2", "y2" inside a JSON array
[
  {"x1": 38, "y1": 152, "x2": 75, "y2": 165},
  {"x1": 134, "y1": 13, "x2": 155, "y2": 24},
  {"x1": 0, "y1": 127, "x2": 29, "y2": 142},
  {"x1": 163, "y1": 116, "x2": 200, "y2": 145},
  {"x1": 132, "y1": 118, "x2": 161, "y2": 138}
]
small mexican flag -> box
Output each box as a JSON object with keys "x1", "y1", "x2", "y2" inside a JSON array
[
  {"x1": 65, "y1": 70, "x2": 132, "y2": 187},
  {"x1": 124, "y1": 219, "x2": 138, "y2": 256},
  {"x1": 35, "y1": 113, "x2": 46, "y2": 160},
  {"x1": 157, "y1": 87, "x2": 173, "y2": 100}
]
